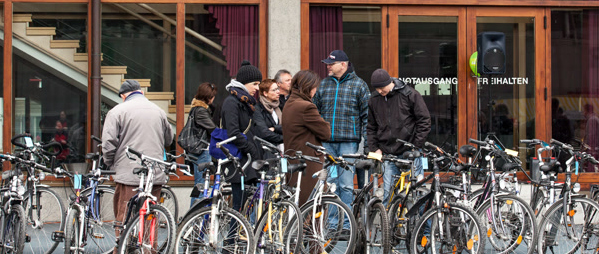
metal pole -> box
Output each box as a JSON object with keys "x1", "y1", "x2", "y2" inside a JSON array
[{"x1": 91, "y1": 0, "x2": 102, "y2": 151}]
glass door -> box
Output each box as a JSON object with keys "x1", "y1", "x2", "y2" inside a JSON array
[{"x1": 388, "y1": 6, "x2": 465, "y2": 155}]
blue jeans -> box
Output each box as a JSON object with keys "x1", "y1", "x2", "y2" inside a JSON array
[
  {"x1": 190, "y1": 150, "x2": 212, "y2": 207},
  {"x1": 383, "y1": 154, "x2": 424, "y2": 207},
  {"x1": 323, "y1": 142, "x2": 357, "y2": 229}
]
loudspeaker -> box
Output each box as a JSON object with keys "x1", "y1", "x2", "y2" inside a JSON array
[{"x1": 477, "y1": 32, "x2": 506, "y2": 75}]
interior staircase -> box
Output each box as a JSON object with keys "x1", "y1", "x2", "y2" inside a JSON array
[{"x1": 10, "y1": 14, "x2": 180, "y2": 123}]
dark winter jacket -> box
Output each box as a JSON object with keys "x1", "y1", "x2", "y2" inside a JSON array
[
  {"x1": 221, "y1": 94, "x2": 260, "y2": 183},
  {"x1": 312, "y1": 65, "x2": 370, "y2": 144},
  {"x1": 189, "y1": 99, "x2": 215, "y2": 153},
  {"x1": 367, "y1": 78, "x2": 431, "y2": 155},
  {"x1": 254, "y1": 102, "x2": 284, "y2": 145}
]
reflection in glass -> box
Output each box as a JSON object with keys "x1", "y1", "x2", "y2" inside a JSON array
[
  {"x1": 13, "y1": 3, "x2": 87, "y2": 163},
  {"x1": 309, "y1": 6, "x2": 381, "y2": 83},
  {"x1": 476, "y1": 17, "x2": 535, "y2": 150},
  {"x1": 398, "y1": 16, "x2": 458, "y2": 154},
  {"x1": 551, "y1": 10, "x2": 599, "y2": 172}
]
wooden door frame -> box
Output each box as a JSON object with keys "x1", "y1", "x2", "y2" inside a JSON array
[{"x1": 467, "y1": 7, "x2": 549, "y2": 144}]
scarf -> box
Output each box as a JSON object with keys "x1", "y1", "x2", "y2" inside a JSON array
[
  {"x1": 259, "y1": 96, "x2": 282, "y2": 124},
  {"x1": 230, "y1": 86, "x2": 256, "y2": 112}
]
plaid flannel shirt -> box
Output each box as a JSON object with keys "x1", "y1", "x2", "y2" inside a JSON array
[{"x1": 313, "y1": 71, "x2": 370, "y2": 144}]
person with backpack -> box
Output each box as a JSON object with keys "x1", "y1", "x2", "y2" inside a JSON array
[{"x1": 187, "y1": 82, "x2": 217, "y2": 206}]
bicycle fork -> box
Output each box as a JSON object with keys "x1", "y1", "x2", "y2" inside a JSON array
[{"x1": 138, "y1": 199, "x2": 157, "y2": 249}]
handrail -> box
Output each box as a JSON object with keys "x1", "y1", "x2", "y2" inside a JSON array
[
  {"x1": 112, "y1": 3, "x2": 226, "y2": 66},
  {"x1": 137, "y1": 3, "x2": 223, "y2": 52}
]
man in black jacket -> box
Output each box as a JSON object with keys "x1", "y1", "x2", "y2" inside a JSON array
[{"x1": 367, "y1": 68, "x2": 431, "y2": 205}]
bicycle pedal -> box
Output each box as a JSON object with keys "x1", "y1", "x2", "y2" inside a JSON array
[
  {"x1": 51, "y1": 231, "x2": 63, "y2": 242},
  {"x1": 92, "y1": 233, "x2": 105, "y2": 239}
]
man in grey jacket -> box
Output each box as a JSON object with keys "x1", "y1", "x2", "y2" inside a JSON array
[{"x1": 102, "y1": 80, "x2": 173, "y2": 241}]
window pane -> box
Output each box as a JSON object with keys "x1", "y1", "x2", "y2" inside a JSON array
[
  {"x1": 13, "y1": 3, "x2": 87, "y2": 160},
  {"x1": 309, "y1": 6, "x2": 381, "y2": 84},
  {"x1": 551, "y1": 9, "x2": 599, "y2": 171}
]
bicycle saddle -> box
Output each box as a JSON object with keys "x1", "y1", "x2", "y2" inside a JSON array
[
  {"x1": 402, "y1": 150, "x2": 421, "y2": 160},
  {"x1": 459, "y1": 145, "x2": 477, "y2": 158},
  {"x1": 197, "y1": 162, "x2": 216, "y2": 175},
  {"x1": 287, "y1": 163, "x2": 307, "y2": 174},
  {"x1": 539, "y1": 161, "x2": 562, "y2": 173},
  {"x1": 132, "y1": 167, "x2": 148, "y2": 175},
  {"x1": 85, "y1": 153, "x2": 100, "y2": 160},
  {"x1": 501, "y1": 162, "x2": 520, "y2": 172},
  {"x1": 354, "y1": 160, "x2": 375, "y2": 171},
  {"x1": 1, "y1": 170, "x2": 20, "y2": 180}
]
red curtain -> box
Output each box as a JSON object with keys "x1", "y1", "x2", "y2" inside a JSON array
[
  {"x1": 207, "y1": 5, "x2": 259, "y2": 77},
  {"x1": 310, "y1": 6, "x2": 343, "y2": 78},
  {"x1": 584, "y1": 10, "x2": 599, "y2": 98}
]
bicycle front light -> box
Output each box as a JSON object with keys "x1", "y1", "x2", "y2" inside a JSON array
[
  {"x1": 573, "y1": 183, "x2": 581, "y2": 193},
  {"x1": 38, "y1": 172, "x2": 46, "y2": 180}
]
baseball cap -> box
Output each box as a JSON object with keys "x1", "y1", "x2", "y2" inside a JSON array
[{"x1": 321, "y1": 50, "x2": 349, "y2": 64}]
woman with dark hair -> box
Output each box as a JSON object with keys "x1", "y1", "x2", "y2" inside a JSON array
[
  {"x1": 189, "y1": 82, "x2": 217, "y2": 206},
  {"x1": 222, "y1": 61, "x2": 262, "y2": 212},
  {"x1": 282, "y1": 70, "x2": 331, "y2": 206},
  {"x1": 254, "y1": 79, "x2": 284, "y2": 155}
]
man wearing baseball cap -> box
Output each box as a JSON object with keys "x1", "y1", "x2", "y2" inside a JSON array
[{"x1": 313, "y1": 50, "x2": 371, "y2": 231}]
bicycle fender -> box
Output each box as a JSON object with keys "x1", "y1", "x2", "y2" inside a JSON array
[
  {"x1": 36, "y1": 184, "x2": 51, "y2": 188},
  {"x1": 181, "y1": 197, "x2": 212, "y2": 222},
  {"x1": 571, "y1": 194, "x2": 587, "y2": 199},
  {"x1": 366, "y1": 197, "x2": 383, "y2": 210},
  {"x1": 406, "y1": 191, "x2": 434, "y2": 217}
]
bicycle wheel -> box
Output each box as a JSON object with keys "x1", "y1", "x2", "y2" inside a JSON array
[
  {"x1": 80, "y1": 185, "x2": 118, "y2": 253},
  {"x1": 367, "y1": 201, "x2": 390, "y2": 254},
  {"x1": 63, "y1": 208, "x2": 81, "y2": 254},
  {"x1": 254, "y1": 200, "x2": 303, "y2": 254},
  {"x1": 476, "y1": 193, "x2": 538, "y2": 254},
  {"x1": 410, "y1": 202, "x2": 485, "y2": 254},
  {"x1": 160, "y1": 187, "x2": 179, "y2": 223},
  {"x1": 537, "y1": 196, "x2": 599, "y2": 254},
  {"x1": 23, "y1": 186, "x2": 66, "y2": 254},
  {"x1": 117, "y1": 204, "x2": 176, "y2": 254},
  {"x1": 300, "y1": 196, "x2": 357, "y2": 254},
  {"x1": 175, "y1": 206, "x2": 255, "y2": 254},
  {"x1": 0, "y1": 205, "x2": 26, "y2": 254}
]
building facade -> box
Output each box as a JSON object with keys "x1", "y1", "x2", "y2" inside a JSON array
[{"x1": 0, "y1": 0, "x2": 598, "y2": 184}]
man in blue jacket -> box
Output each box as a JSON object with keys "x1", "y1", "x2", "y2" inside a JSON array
[{"x1": 313, "y1": 50, "x2": 370, "y2": 228}]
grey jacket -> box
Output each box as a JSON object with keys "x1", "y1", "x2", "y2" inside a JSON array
[{"x1": 102, "y1": 93, "x2": 174, "y2": 185}]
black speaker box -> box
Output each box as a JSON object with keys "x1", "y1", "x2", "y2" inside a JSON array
[{"x1": 477, "y1": 32, "x2": 506, "y2": 75}]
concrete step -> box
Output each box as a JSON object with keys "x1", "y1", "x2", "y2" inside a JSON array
[
  {"x1": 146, "y1": 91, "x2": 174, "y2": 101},
  {"x1": 101, "y1": 66, "x2": 127, "y2": 75},
  {"x1": 74, "y1": 53, "x2": 103, "y2": 62},
  {"x1": 50, "y1": 40, "x2": 79, "y2": 49},
  {"x1": 13, "y1": 14, "x2": 32, "y2": 23},
  {"x1": 168, "y1": 104, "x2": 191, "y2": 114},
  {"x1": 26, "y1": 27, "x2": 56, "y2": 36}
]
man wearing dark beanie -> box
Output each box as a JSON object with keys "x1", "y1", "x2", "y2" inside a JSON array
[{"x1": 367, "y1": 68, "x2": 431, "y2": 205}]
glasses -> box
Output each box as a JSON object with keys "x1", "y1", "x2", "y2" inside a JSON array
[{"x1": 270, "y1": 87, "x2": 280, "y2": 92}]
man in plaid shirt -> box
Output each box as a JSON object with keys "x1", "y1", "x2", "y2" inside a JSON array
[{"x1": 313, "y1": 50, "x2": 371, "y2": 229}]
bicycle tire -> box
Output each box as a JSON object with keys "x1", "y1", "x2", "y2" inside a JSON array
[
  {"x1": 475, "y1": 193, "x2": 538, "y2": 254},
  {"x1": 410, "y1": 202, "x2": 485, "y2": 254},
  {"x1": 254, "y1": 199, "x2": 303, "y2": 254},
  {"x1": 23, "y1": 186, "x2": 66, "y2": 254},
  {"x1": 117, "y1": 204, "x2": 176, "y2": 254},
  {"x1": 79, "y1": 185, "x2": 118, "y2": 253},
  {"x1": 367, "y1": 201, "x2": 391, "y2": 254},
  {"x1": 175, "y1": 206, "x2": 256, "y2": 254},
  {"x1": 299, "y1": 196, "x2": 357, "y2": 254},
  {"x1": 537, "y1": 196, "x2": 599, "y2": 254},
  {"x1": 63, "y1": 208, "x2": 81, "y2": 254},
  {"x1": 160, "y1": 187, "x2": 179, "y2": 223},
  {"x1": 0, "y1": 205, "x2": 26, "y2": 254}
]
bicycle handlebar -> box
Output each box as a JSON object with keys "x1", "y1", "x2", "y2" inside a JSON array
[
  {"x1": 216, "y1": 136, "x2": 237, "y2": 149},
  {"x1": 11, "y1": 133, "x2": 31, "y2": 149},
  {"x1": 468, "y1": 138, "x2": 487, "y2": 146}
]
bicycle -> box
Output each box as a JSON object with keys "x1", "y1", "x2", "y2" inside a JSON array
[
  {"x1": 10, "y1": 133, "x2": 67, "y2": 254},
  {"x1": 464, "y1": 138, "x2": 538, "y2": 254},
  {"x1": 402, "y1": 139, "x2": 485, "y2": 254},
  {"x1": 116, "y1": 146, "x2": 190, "y2": 254},
  {"x1": 175, "y1": 136, "x2": 256, "y2": 254},
  {"x1": 298, "y1": 142, "x2": 358, "y2": 254},
  {"x1": 50, "y1": 136, "x2": 118, "y2": 254},
  {"x1": 535, "y1": 139, "x2": 599, "y2": 254},
  {"x1": 250, "y1": 136, "x2": 304, "y2": 254},
  {"x1": 341, "y1": 152, "x2": 390, "y2": 254}
]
